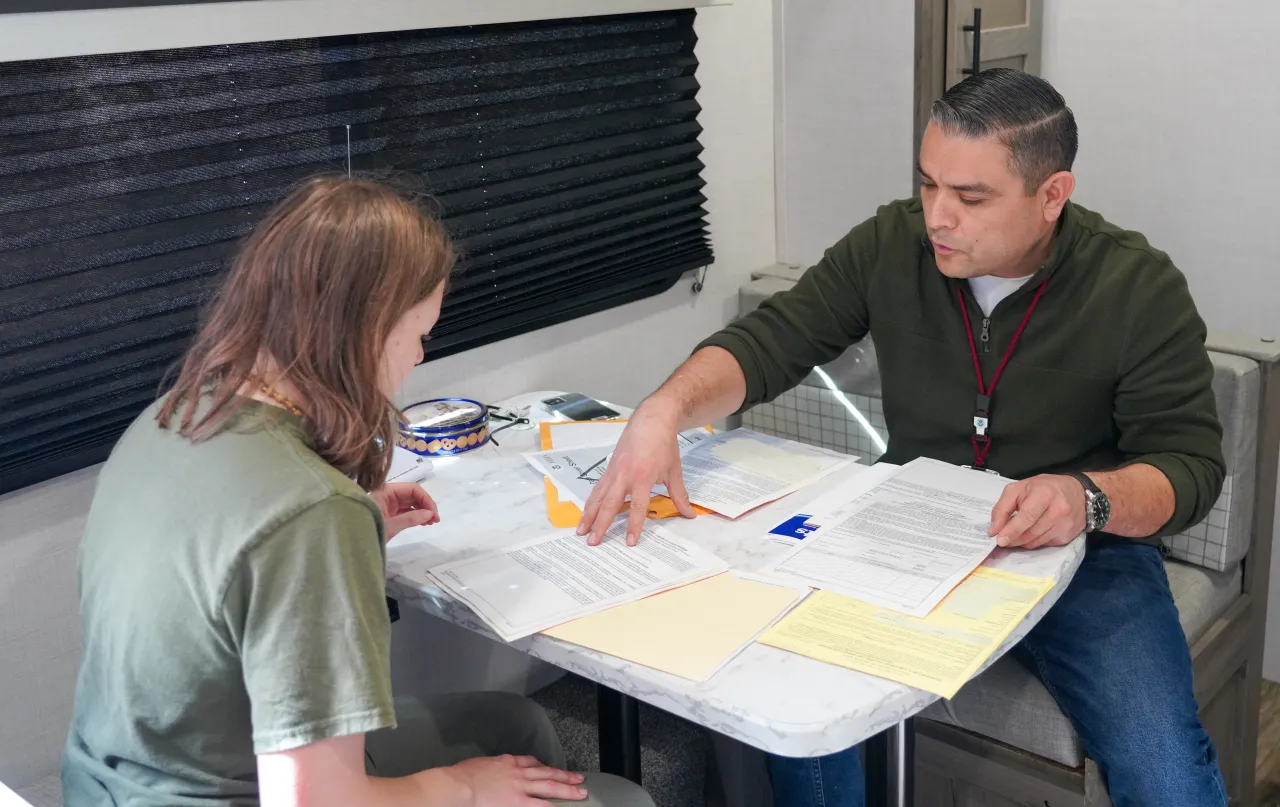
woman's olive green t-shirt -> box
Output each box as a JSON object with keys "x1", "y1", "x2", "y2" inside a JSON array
[{"x1": 61, "y1": 398, "x2": 395, "y2": 806}]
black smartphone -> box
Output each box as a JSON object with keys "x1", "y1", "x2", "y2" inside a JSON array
[{"x1": 541, "y1": 393, "x2": 621, "y2": 421}]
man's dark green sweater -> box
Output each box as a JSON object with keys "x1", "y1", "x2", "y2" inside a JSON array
[{"x1": 700, "y1": 198, "x2": 1225, "y2": 543}]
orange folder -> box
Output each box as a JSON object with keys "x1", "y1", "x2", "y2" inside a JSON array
[{"x1": 539, "y1": 421, "x2": 714, "y2": 528}]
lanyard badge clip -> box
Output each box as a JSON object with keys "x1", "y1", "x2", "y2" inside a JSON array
[
  {"x1": 973, "y1": 393, "x2": 991, "y2": 442},
  {"x1": 956, "y1": 277, "x2": 1049, "y2": 473}
]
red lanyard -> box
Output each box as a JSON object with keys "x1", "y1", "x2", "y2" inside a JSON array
[{"x1": 956, "y1": 278, "x2": 1049, "y2": 469}]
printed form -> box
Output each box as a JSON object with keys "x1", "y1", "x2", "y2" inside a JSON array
[
  {"x1": 759, "y1": 566, "x2": 1053, "y2": 697},
  {"x1": 525, "y1": 429, "x2": 853, "y2": 519},
  {"x1": 673, "y1": 430, "x2": 853, "y2": 518},
  {"x1": 765, "y1": 457, "x2": 1003, "y2": 617},
  {"x1": 430, "y1": 521, "x2": 727, "y2": 641}
]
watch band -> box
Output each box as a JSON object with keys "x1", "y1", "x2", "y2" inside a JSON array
[
  {"x1": 1063, "y1": 471, "x2": 1108, "y2": 533},
  {"x1": 1064, "y1": 470, "x2": 1102, "y2": 497}
]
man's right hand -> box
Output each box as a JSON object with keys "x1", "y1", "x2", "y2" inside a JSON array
[
  {"x1": 444, "y1": 755, "x2": 586, "y2": 806},
  {"x1": 577, "y1": 399, "x2": 697, "y2": 547}
]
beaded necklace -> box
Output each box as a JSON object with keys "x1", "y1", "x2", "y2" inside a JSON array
[{"x1": 256, "y1": 382, "x2": 304, "y2": 417}]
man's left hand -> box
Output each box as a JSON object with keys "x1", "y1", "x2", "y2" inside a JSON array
[
  {"x1": 370, "y1": 482, "x2": 440, "y2": 539},
  {"x1": 989, "y1": 474, "x2": 1087, "y2": 549}
]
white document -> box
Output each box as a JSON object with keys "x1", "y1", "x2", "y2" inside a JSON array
[
  {"x1": 545, "y1": 420, "x2": 629, "y2": 450},
  {"x1": 676, "y1": 428, "x2": 716, "y2": 451},
  {"x1": 763, "y1": 463, "x2": 900, "y2": 548},
  {"x1": 430, "y1": 521, "x2": 728, "y2": 641},
  {"x1": 523, "y1": 427, "x2": 718, "y2": 508},
  {"x1": 387, "y1": 446, "x2": 432, "y2": 484},
  {"x1": 671, "y1": 429, "x2": 854, "y2": 519},
  {"x1": 765, "y1": 457, "x2": 1004, "y2": 617}
]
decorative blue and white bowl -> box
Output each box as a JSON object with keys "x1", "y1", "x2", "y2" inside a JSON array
[{"x1": 397, "y1": 398, "x2": 490, "y2": 457}]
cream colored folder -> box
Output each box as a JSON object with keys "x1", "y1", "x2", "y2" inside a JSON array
[{"x1": 543, "y1": 572, "x2": 807, "y2": 682}]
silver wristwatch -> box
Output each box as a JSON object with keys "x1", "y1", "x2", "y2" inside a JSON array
[{"x1": 1065, "y1": 471, "x2": 1111, "y2": 533}]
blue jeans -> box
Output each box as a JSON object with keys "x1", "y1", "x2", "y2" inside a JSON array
[{"x1": 766, "y1": 538, "x2": 1228, "y2": 807}]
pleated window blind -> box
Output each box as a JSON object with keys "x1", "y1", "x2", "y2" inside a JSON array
[{"x1": 0, "y1": 11, "x2": 712, "y2": 495}]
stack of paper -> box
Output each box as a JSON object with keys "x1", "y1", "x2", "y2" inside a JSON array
[
  {"x1": 430, "y1": 521, "x2": 728, "y2": 641},
  {"x1": 544, "y1": 572, "x2": 809, "y2": 682},
  {"x1": 764, "y1": 458, "x2": 1003, "y2": 617},
  {"x1": 758, "y1": 566, "x2": 1053, "y2": 697},
  {"x1": 671, "y1": 430, "x2": 854, "y2": 518},
  {"x1": 525, "y1": 428, "x2": 853, "y2": 521}
]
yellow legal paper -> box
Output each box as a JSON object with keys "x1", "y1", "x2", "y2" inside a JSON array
[
  {"x1": 758, "y1": 567, "x2": 1053, "y2": 698},
  {"x1": 543, "y1": 572, "x2": 806, "y2": 682}
]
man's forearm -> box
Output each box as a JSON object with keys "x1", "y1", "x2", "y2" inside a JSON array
[
  {"x1": 1086, "y1": 463, "x2": 1176, "y2": 538},
  {"x1": 643, "y1": 346, "x2": 748, "y2": 430}
]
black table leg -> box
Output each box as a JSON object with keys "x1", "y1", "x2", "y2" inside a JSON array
[
  {"x1": 864, "y1": 729, "x2": 888, "y2": 805},
  {"x1": 864, "y1": 719, "x2": 915, "y2": 807},
  {"x1": 596, "y1": 685, "x2": 642, "y2": 785}
]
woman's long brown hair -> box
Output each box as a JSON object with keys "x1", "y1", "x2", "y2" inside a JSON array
[{"x1": 157, "y1": 176, "x2": 454, "y2": 490}]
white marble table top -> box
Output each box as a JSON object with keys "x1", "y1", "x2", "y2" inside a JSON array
[{"x1": 385, "y1": 391, "x2": 1085, "y2": 758}]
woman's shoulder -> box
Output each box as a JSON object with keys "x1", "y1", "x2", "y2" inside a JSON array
[{"x1": 92, "y1": 397, "x2": 380, "y2": 566}]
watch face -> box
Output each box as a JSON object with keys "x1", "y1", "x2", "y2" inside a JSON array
[{"x1": 1094, "y1": 492, "x2": 1112, "y2": 530}]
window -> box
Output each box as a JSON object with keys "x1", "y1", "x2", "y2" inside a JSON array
[{"x1": 0, "y1": 11, "x2": 712, "y2": 493}]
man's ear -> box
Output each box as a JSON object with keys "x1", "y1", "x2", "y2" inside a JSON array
[{"x1": 1039, "y1": 171, "x2": 1076, "y2": 222}]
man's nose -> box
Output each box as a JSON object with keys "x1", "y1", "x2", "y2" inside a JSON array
[{"x1": 925, "y1": 193, "x2": 958, "y2": 233}]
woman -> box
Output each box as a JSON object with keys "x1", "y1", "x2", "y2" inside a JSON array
[{"x1": 61, "y1": 177, "x2": 654, "y2": 807}]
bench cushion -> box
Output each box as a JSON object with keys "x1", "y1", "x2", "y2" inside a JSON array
[
  {"x1": 918, "y1": 559, "x2": 1241, "y2": 767},
  {"x1": 1163, "y1": 352, "x2": 1259, "y2": 572}
]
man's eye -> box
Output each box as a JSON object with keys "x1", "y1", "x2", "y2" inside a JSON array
[{"x1": 960, "y1": 197, "x2": 983, "y2": 206}]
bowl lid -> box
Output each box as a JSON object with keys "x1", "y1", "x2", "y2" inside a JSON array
[{"x1": 401, "y1": 398, "x2": 487, "y2": 433}]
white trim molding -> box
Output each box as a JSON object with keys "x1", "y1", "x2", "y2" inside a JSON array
[{"x1": 0, "y1": 0, "x2": 732, "y2": 63}]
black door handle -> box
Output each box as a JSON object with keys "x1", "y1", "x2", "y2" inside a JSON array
[{"x1": 962, "y1": 7, "x2": 982, "y2": 75}]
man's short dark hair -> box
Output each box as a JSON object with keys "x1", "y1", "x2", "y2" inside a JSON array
[{"x1": 930, "y1": 68, "x2": 1078, "y2": 193}]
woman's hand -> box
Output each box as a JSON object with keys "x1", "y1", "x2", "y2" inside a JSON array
[
  {"x1": 444, "y1": 755, "x2": 587, "y2": 806},
  {"x1": 259, "y1": 736, "x2": 585, "y2": 807},
  {"x1": 370, "y1": 483, "x2": 439, "y2": 539}
]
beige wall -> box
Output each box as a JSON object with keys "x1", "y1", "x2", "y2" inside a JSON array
[
  {"x1": 1040, "y1": 1, "x2": 1280, "y2": 341},
  {"x1": 1038, "y1": 0, "x2": 1280, "y2": 681},
  {"x1": 774, "y1": 0, "x2": 916, "y2": 267}
]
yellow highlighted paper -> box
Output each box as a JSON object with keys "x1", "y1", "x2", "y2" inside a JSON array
[
  {"x1": 758, "y1": 567, "x2": 1053, "y2": 698},
  {"x1": 543, "y1": 572, "x2": 806, "y2": 682}
]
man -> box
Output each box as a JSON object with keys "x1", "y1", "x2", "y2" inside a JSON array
[{"x1": 579, "y1": 69, "x2": 1228, "y2": 807}]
